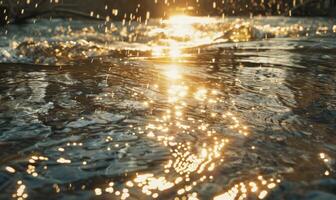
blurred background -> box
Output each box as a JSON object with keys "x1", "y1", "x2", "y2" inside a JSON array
[{"x1": 1, "y1": 0, "x2": 336, "y2": 25}]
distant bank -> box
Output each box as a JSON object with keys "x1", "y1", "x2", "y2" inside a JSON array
[{"x1": 1, "y1": 0, "x2": 336, "y2": 25}]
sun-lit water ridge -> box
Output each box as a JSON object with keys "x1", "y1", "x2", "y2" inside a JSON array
[{"x1": 1, "y1": 16, "x2": 335, "y2": 65}]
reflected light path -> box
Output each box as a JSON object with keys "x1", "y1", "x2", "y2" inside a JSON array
[
  {"x1": 105, "y1": 16, "x2": 277, "y2": 200},
  {"x1": 93, "y1": 37, "x2": 265, "y2": 199},
  {"x1": 163, "y1": 64, "x2": 183, "y2": 80},
  {"x1": 89, "y1": 39, "x2": 264, "y2": 199}
]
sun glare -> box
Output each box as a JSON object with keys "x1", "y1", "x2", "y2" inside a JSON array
[
  {"x1": 163, "y1": 65, "x2": 182, "y2": 80},
  {"x1": 167, "y1": 15, "x2": 214, "y2": 25}
]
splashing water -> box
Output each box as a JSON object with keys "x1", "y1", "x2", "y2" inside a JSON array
[{"x1": 1, "y1": 16, "x2": 335, "y2": 65}]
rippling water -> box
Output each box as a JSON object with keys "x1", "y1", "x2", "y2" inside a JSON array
[{"x1": 0, "y1": 16, "x2": 336, "y2": 200}]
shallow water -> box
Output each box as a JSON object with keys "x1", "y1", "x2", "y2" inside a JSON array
[{"x1": 0, "y1": 17, "x2": 336, "y2": 200}]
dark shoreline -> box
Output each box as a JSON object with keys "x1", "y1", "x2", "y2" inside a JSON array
[{"x1": 1, "y1": 0, "x2": 336, "y2": 26}]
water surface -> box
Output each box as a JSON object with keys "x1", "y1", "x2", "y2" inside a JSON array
[{"x1": 0, "y1": 16, "x2": 336, "y2": 200}]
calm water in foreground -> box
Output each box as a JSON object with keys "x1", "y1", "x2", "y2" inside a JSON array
[{"x1": 0, "y1": 16, "x2": 336, "y2": 199}]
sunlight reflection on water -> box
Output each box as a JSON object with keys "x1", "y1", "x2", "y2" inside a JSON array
[{"x1": 0, "y1": 15, "x2": 336, "y2": 200}]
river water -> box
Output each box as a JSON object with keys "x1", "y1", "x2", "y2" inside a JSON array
[{"x1": 0, "y1": 16, "x2": 336, "y2": 200}]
